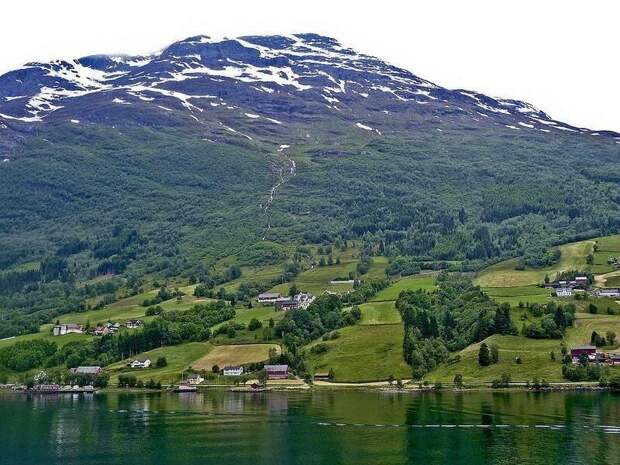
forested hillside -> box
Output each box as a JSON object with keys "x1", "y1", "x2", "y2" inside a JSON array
[{"x1": 0, "y1": 33, "x2": 618, "y2": 336}]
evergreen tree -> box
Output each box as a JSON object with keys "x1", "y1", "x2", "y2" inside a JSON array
[{"x1": 478, "y1": 343, "x2": 491, "y2": 366}]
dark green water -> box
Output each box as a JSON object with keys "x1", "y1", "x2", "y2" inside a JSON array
[{"x1": 1, "y1": 390, "x2": 619, "y2": 465}]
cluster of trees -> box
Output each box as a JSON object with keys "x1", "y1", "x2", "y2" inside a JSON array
[
  {"x1": 0, "y1": 340, "x2": 58, "y2": 371},
  {"x1": 275, "y1": 294, "x2": 359, "y2": 349},
  {"x1": 341, "y1": 279, "x2": 389, "y2": 305},
  {"x1": 478, "y1": 342, "x2": 500, "y2": 366},
  {"x1": 118, "y1": 375, "x2": 162, "y2": 389},
  {"x1": 142, "y1": 286, "x2": 185, "y2": 307},
  {"x1": 397, "y1": 274, "x2": 515, "y2": 379},
  {"x1": 521, "y1": 302, "x2": 575, "y2": 339},
  {"x1": 590, "y1": 330, "x2": 616, "y2": 347}
]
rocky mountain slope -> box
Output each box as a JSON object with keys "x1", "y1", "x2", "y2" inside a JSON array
[{"x1": 1, "y1": 33, "x2": 617, "y2": 155}]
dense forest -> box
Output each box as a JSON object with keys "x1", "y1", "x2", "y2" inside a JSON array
[
  {"x1": 0, "y1": 113, "x2": 619, "y2": 337},
  {"x1": 396, "y1": 274, "x2": 516, "y2": 379}
]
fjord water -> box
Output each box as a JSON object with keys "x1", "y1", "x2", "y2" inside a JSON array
[{"x1": 1, "y1": 391, "x2": 619, "y2": 465}]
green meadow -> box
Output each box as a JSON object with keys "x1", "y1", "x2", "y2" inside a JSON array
[
  {"x1": 371, "y1": 274, "x2": 437, "y2": 301},
  {"x1": 475, "y1": 240, "x2": 595, "y2": 288},
  {"x1": 306, "y1": 324, "x2": 411, "y2": 382}
]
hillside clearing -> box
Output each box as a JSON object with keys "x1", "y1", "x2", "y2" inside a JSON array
[
  {"x1": 358, "y1": 301, "x2": 401, "y2": 325},
  {"x1": 107, "y1": 342, "x2": 213, "y2": 384},
  {"x1": 305, "y1": 324, "x2": 410, "y2": 382},
  {"x1": 193, "y1": 343, "x2": 280, "y2": 371},
  {"x1": 371, "y1": 274, "x2": 436, "y2": 301},
  {"x1": 474, "y1": 240, "x2": 595, "y2": 288}
]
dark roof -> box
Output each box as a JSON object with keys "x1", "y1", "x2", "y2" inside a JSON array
[
  {"x1": 72, "y1": 366, "x2": 102, "y2": 374},
  {"x1": 265, "y1": 364, "x2": 288, "y2": 371}
]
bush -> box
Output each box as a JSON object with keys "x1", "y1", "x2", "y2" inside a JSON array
[
  {"x1": 156, "y1": 356, "x2": 167, "y2": 368},
  {"x1": 310, "y1": 343, "x2": 329, "y2": 355},
  {"x1": 248, "y1": 318, "x2": 263, "y2": 331}
]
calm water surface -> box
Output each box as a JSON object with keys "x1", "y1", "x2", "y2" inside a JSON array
[{"x1": 1, "y1": 390, "x2": 619, "y2": 465}]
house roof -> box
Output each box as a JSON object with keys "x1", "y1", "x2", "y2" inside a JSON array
[
  {"x1": 134, "y1": 358, "x2": 150, "y2": 363},
  {"x1": 572, "y1": 345, "x2": 596, "y2": 351},
  {"x1": 265, "y1": 364, "x2": 288, "y2": 371},
  {"x1": 223, "y1": 365, "x2": 243, "y2": 370},
  {"x1": 73, "y1": 366, "x2": 101, "y2": 374},
  {"x1": 258, "y1": 293, "x2": 280, "y2": 298}
]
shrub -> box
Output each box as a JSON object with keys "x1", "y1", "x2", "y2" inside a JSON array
[{"x1": 310, "y1": 343, "x2": 329, "y2": 355}]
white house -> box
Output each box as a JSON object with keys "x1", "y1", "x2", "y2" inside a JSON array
[
  {"x1": 555, "y1": 288, "x2": 573, "y2": 297},
  {"x1": 53, "y1": 324, "x2": 84, "y2": 336},
  {"x1": 130, "y1": 359, "x2": 152, "y2": 369},
  {"x1": 125, "y1": 319, "x2": 143, "y2": 329},
  {"x1": 186, "y1": 373, "x2": 204, "y2": 385},
  {"x1": 223, "y1": 366, "x2": 244, "y2": 376}
]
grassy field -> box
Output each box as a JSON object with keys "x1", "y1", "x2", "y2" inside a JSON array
[
  {"x1": 371, "y1": 274, "x2": 437, "y2": 302},
  {"x1": 305, "y1": 324, "x2": 410, "y2": 382},
  {"x1": 56, "y1": 294, "x2": 208, "y2": 326},
  {"x1": 591, "y1": 235, "x2": 620, "y2": 274},
  {"x1": 427, "y1": 335, "x2": 565, "y2": 383},
  {"x1": 107, "y1": 342, "x2": 213, "y2": 384},
  {"x1": 565, "y1": 312, "x2": 620, "y2": 351},
  {"x1": 475, "y1": 240, "x2": 595, "y2": 288},
  {"x1": 358, "y1": 301, "x2": 401, "y2": 325},
  {"x1": 192, "y1": 343, "x2": 280, "y2": 371},
  {"x1": 0, "y1": 330, "x2": 92, "y2": 350},
  {"x1": 483, "y1": 285, "x2": 552, "y2": 307}
]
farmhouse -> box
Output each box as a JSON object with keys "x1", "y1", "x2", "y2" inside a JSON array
[
  {"x1": 126, "y1": 319, "x2": 143, "y2": 329},
  {"x1": 93, "y1": 326, "x2": 111, "y2": 336},
  {"x1": 257, "y1": 293, "x2": 281, "y2": 304},
  {"x1": 223, "y1": 366, "x2": 244, "y2": 376},
  {"x1": 575, "y1": 276, "x2": 589, "y2": 288},
  {"x1": 130, "y1": 359, "x2": 152, "y2": 369},
  {"x1": 555, "y1": 288, "x2": 573, "y2": 297},
  {"x1": 265, "y1": 364, "x2": 288, "y2": 380},
  {"x1": 186, "y1": 373, "x2": 204, "y2": 385},
  {"x1": 71, "y1": 366, "x2": 102, "y2": 375},
  {"x1": 275, "y1": 293, "x2": 316, "y2": 311},
  {"x1": 53, "y1": 324, "x2": 84, "y2": 336},
  {"x1": 571, "y1": 345, "x2": 597, "y2": 363}
]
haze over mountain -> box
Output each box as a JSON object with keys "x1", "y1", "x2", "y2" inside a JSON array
[{"x1": 0, "y1": 34, "x2": 619, "y2": 334}]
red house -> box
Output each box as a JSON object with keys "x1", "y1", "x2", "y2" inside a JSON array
[
  {"x1": 571, "y1": 345, "x2": 597, "y2": 363},
  {"x1": 265, "y1": 365, "x2": 289, "y2": 380}
]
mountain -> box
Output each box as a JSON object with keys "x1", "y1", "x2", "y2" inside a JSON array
[
  {"x1": 2, "y1": 34, "x2": 619, "y2": 143},
  {"x1": 0, "y1": 34, "x2": 619, "y2": 332}
]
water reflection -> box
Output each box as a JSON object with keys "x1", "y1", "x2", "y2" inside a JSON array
[{"x1": 0, "y1": 390, "x2": 619, "y2": 465}]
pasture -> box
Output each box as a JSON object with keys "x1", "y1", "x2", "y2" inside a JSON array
[
  {"x1": 192, "y1": 343, "x2": 280, "y2": 371},
  {"x1": 107, "y1": 342, "x2": 213, "y2": 384},
  {"x1": 474, "y1": 240, "x2": 595, "y2": 288},
  {"x1": 305, "y1": 324, "x2": 410, "y2": 382},
  {"x1": 358, "y1": 301, "x2": 401, "y2": 325},
  {"x1": 371, "y1": 274, "x2": 437, "y2": 302}
]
